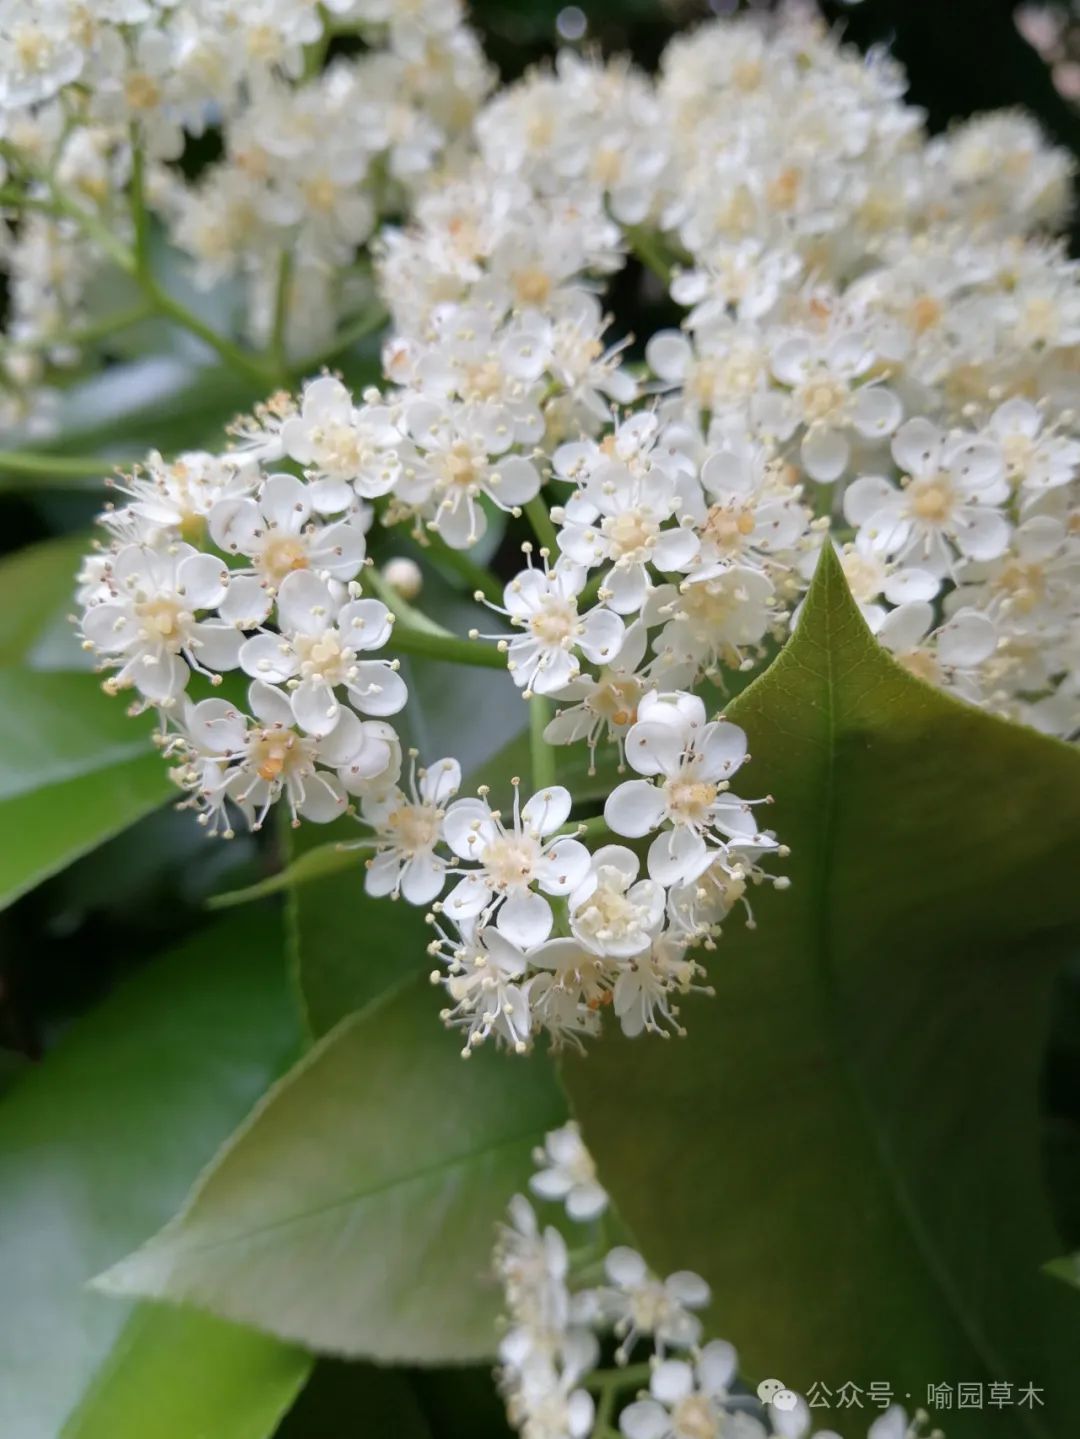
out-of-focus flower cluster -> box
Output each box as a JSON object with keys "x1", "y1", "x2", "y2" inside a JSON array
[
  {"x1": 63, "y1": 4, "x2": 1080, "y2": 1052},
  {"x1": 494, "y1": 1121, "x2": 943, "y2": 1439}
]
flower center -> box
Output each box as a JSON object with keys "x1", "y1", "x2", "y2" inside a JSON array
[
  {"x1": 603, "y1": 509, "x2": 658, "y2": 561},
  {"x1": 994, "y1": 560, "x2": 1046, "y2": 613},
  {"x1": 480, "y1": 834, "x2": 539, "y2": 891},
  {"x1": 909, "y1": 295, "x2": 943, "y2": 334},
  {"x1": 672, "y1": 1395, "x2": 720, "y2": 1439},
  {"x1": 899, "y1": 649, "x2": 941, "y2": 685},
  {"x1": 513, "y1": 266, "x2": 553, "y2": 307},
  {"x1": 840, "y1": 550, "x2": 885, "y2": 602},
  {"x1": 386, "y1": 802, "x2": 441, "y2": 854},
  {"x1": 796, "y1": 372, "x2": 847, "y2": 423},
  {"x1": 136, "y1": 597, "x2": 185, "y2": 645},
  {"x1": 294, "y1": 629, "x2": 352, "y2": 684},
  {"x1": 259, "y1": 534, "x2": 310, "y2": 584},
  {"x1": 587, "y1": 675, "x2": 642, "y2": 728},
  {"x1": 530, "y1": 599, "x2": 580, "y2": 648},
  {"x1": 124, "y1": 72, "x2": 161, "y2": 111},
  {"x1": 248, "y1": 728, "x2": 304, "y2": 782},
  {"x1": 703, "y1": 503, "x2": 755, "y2": 552},
  {"x1": 664, "y1": 776, "x2": 718, "y2": 825},
  {"x1": 442, "y1": 440, "x2": 482, "y2": 491},
  {"x1": 907, "y1": 475, "x2": 955, "y2": 523}
]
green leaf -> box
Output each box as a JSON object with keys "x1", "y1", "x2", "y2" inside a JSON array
[
  {"x1": 0, "y1": 533, "x2": 89, "y2": 669},
  {"x1": 0, "y1": 668, "x2": 172, "y2": 909},
  {"x1": 95, "y1": 971, "x2": 567, "y2": 1363},
  {"x1": 562, "y1": 546, "x2": 1080, "y2": 1439},
  {"x1": 62, "y1": 1307, "x2": 309, "y2": 1439},
  {"x1": 286, "y1": 816, "x2": 433, "y2": 1037},
  {"x1": 0, "y1": 910, "x2": 308, "y2": 1439},
  {"x1": 1045, "y1": 1253, "x2": 1080, "y2": 1291},
  {"x1": 207, "y1": 838, "x2": 372, "y2": 911}
]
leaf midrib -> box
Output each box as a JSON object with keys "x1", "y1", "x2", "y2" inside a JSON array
[
  {"x1": 116, "y1": 1122, "x2": 557, "y2": 1267},
  {"x1": 809, "y1": 573, "x2": 1049, "y2": 1439}
]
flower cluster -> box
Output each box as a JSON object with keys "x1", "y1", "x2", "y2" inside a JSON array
[
  {"x1": 494, "y1": 1121, "x2": 943, "y2": 1439},
  {"x1": 70, "y1": 4, "x2": 1080, "y2": 1052}
]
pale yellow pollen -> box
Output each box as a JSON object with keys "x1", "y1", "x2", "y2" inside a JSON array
[
  {"x1": 530, "y1": 600, "x2": 579, "y2": 647},
  {"x1": 797, "y1": 372, "x2": 847, "y2": 423},
  {"x1": 387, "y1": 803, "x2": 441, "y2": 852},
  {"x1": 259, "y1": 534, "x2": 310, "y2": 584},
  {"x1": 304, "y1": 175, "x2": 338, "y2": 213},
  {"x1": 480, "y1": 834, "x2": 538, "y2": 890},
  {"x1": 513, "y1": 266, "x2": 553, "y2": 307},
  {"x1": 603, "y1": 509, "x2": 657, "y2": 560},
  {"x1": 587, "y1": 675, "x2": 642, "y2": 728},
  {"x1": 909, "y1": 295, "x2": 943, "y2": 334},
  {"x1": 136, "y1": 597, "x2": 183, "y2": 644},
  {"x1": 703, "y1": 503, "x2": 755, "y2": 552},
  {"x1": 907, "y1": 474, "x2": 955, "y2": 523},
  {"x1": 664, "y1": 776, "x2": 718, "y2": 825},
  {"x1": 249, "y1": 729, "x2": 302, "y2": 783},
  {"x1": 671, "y1": 1394, "x2": 720, "y2": 1439},
  {"x1": 124, "y1": 72, "x2": 162, "y2": 112}
]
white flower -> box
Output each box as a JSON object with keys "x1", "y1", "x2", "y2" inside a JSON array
[
  {"x1": 238, "y1": 571, "x2": 406, "y2": 736},
  {"x1": 281, "y1": 376, "x2": 401, "y2": 512},
  {"x1": 985, "y1": 396, "x2": 1080, "y2": 498},
  {"x1": 500, "y1": 560, "x2": 625, "y2": 697},
  {"x1": 770, "y1": 328, "x2": 902, "y2": 483},
  {"x1": 543, "y1": 620, "x2": 651, "y2": 766},
  {"x1": 568, "y1": 845, "x2": 665, "y2": 958},
  {"x1": 557, "y1": 466, "x2": 699, "y2": 615},
  {"x1": 844, "y1": 418, "x2": 1010, "y2": 574},
  {"x1": 605, "y1": 692, "x2": 776, "y2": 885},
  {"x1": 104, "y1": 449, "x2": 257, "y2": 544},
  {"x1": 177, "y1": 680, "x2": 397, "y2": 832},
  {"x1": 442, "y1": 783, "x2": 590, "y2": 946},
  {"x1": 82, "y1": 542, "x2": 240, "y2": 704},
  {"x1": 398, "y1": 398, "x2": 541, "y2": 548},
  {"x1": 436, "y1": 923, "x2": 534, "y2": 1054},
  {"x1": 529, "y1": 1122, "x2": 608, "y2": 1222},
  {"x1": 361, "y1": 754, "x2": 461, "y2": 904},
  {"x1": 601, "y1": 1247, "x2": 710, "y2": 1359},
  {"x1": 619, "y1": 1342, "x2": 741, "y2": 1439},
  {"x1": 209, "y1": 471, "x2": 368, "y2": 600}
]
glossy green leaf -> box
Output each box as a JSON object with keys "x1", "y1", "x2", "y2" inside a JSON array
[
  {"x1": 563, "y1": 546, "x2": 1080, "y2": 1439},
  {"x1": 96, "y1": 971, "x2": 566, "y2": 1361},
  {"x1": 0, "y1": 533, "x2": 89, "y2": 669},
  {"x1": 62, "y1": 1307, "x2": 309, "y2": 1439},
  {"x1": 0, "y1": 669, "x2": 172, "y2": 909},
  {"x1": 0, "y1": 910, "x2": 308, "y2": 1439}
]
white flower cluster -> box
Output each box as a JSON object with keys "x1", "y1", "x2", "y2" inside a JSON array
[
  {"x1": 495, "y1": 1122, "x2": 942, "y2": 1439},
  {"x1": 0, "y1": 0, "x2": 491, "y2": 416},
  {"x1": 74, "y1": 5, "x2": 1080, "y2": 1051}
]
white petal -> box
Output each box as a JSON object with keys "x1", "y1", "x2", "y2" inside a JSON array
[
  {"x1": 647, "y1": 827, "x2": 707, "y2": 885},
  {"x1": 697, "y1": 721, "x2": 747, "y2": 778},
  {"x1": 843, "y1": 475, "x2": 897, "y2": 528},
  {"x1": 605, "y1": 1246, "x2": 647, "y2": 1286},
  {"x1": 697, "y1": 1340, "x2": 737, "y2": 1395},
  {"x1": 937, "y1": 609, "x2": 996, "y2": 667},
  {"x1": 401, "y1": 852, "x2": 446, "y2": 906},
  {"x1": 955, "y1": 506, "x2": 1010, "y2": 561},
  {"x1": 579, "y1": 607, "x2": 625, "y2": 665},
  {"x1": 189, "y1": 620, "x2": 243, "y2": 671},
  {"x1": 891, "y1": 417, "x2": 942, "y2": 477},
  {"x1": 240, "y1": 633, "x2": 297, "y2": 683},
  {"x1": 218, "y1": 575, "x2": 272, "y2": 627},
  {"x1": 338, "y1": 598, "x2": 393, "y2": 651},
  {"x1": 605, "y1": 780, "x2": 666, "y2": 838},
  {"x1": 850, "y1": 384, "x2": 902, "y2": 438},
  {"x1": 277, "y1": 570, "x2": 337, "y2": 635},
  {"x1": 178, "y1": 552, "x2": 228, "y2": 609},
  {"x1": 522, "y1": 786, "x2": 573, "y2": 834},
  {"x1": 347, "y1": 661, "x2": 408, "y2": 716},
  {"x1": 619, "y1": 1401, "x2": 668, "y2": 1439},
  {"x1": 534, "y1": 838, "x2": 591, "y2": 895},
  {"x1": 650, "y1": 1360, "x2": 694, "y2": 1405},
  {"x1": 261, "y1": 472, "x2": 311, "y2": 529},
  {"x1": 801, "y1": 426, "x2": 850, "y2": 483},
  {"x1": 496, "y1": 890, "x2": 553, "y2": 947},
  {"x1": 291, "y1": 677, "x2": 341, "y2": 736},
  {"x1": 624, "y1": 720, "x2": 683, "y2": 778}
]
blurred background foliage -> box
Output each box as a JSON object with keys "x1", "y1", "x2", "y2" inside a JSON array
[{"x1": 2, "y1": 5, "x2": 1080, "y2": 1431}]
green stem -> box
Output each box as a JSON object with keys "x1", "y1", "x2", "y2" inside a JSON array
[
  {"x1": 530, "y1": 695, "x2": 556, "y2": 792},
  {"x1": 388, "y1": 621, "x2": 507, "y2": 670},
  {"x1": 0, "y1": 451, "x2": 118, "y2": 478},
  {"x1": 582, "y1": 1363, "x2": 653, "y2": 1397},
  {"x1": 426, "y1": 533, "x2": 504, "y2": 604},
  {"x1": 299, "y1": 302, "x2": 388, "y2": 375},
  {"x1": 625, "y1": 225, "x2": 676, "y2": 286},
  {"x1": 562, "y1": 813, "x2": 614, "y2": 844},
  {"x1": 270, "y1": 250, "x2": 293, "y2": 381},
  {"x1": 128, "y1": 131, "x2": 151, "y2": 284},
  {"x1": 63, "y1": 301, "x2": 155, "y2": 349},
  {"x1": 145, "y1": 279, "x2": 276, "y2": 388},
  {"x1": 525, "y1": 495, "x2": 559, "y2": 557},
  {"x1": 367, "y1": 565, "x2": 448, "y2": 638}
]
